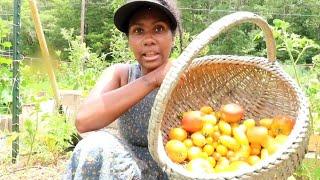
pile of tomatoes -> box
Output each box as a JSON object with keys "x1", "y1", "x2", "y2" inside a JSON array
[{"x1": 165, "y1": 103, "x2": 295, "y2": 174}]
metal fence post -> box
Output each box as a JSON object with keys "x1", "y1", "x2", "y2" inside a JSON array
[{"x1": 12, "y1": 0, "x2": 21, "y2": 163}]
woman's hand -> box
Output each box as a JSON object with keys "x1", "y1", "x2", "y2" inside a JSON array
[{"x1": 145, "y1": 61, "x2": 172, "y2": 88}]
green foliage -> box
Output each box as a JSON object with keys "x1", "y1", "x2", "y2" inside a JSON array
[
  {"x1": 57, "y1": 28, "x2": 107, "y2": 91},
  {"x1": 0, "y1": 19, "x2": 13, "y2": 114}
]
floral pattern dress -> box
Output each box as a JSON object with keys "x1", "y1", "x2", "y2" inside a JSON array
[{"x1": 63, "y1": 64, "x2": 167, "y2": 180}]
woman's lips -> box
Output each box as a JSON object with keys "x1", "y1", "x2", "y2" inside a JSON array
[{"x1": 142, "y1": 52, "x2": 160, "y2": 61}]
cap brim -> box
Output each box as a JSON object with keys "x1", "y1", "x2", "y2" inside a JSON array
[{"x1": 114, "y1": 1, "x2": 177, "y2": 33}]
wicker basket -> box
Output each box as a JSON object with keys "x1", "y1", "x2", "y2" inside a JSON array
[{"x1": 148, "y1": 12, "x2": 309, "y2": 179}]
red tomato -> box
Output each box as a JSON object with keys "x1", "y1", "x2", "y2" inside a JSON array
[{"x1": 220, "y1": 103, "x2": 244, "y2": 123}]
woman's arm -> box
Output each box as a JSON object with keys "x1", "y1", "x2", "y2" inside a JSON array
[{"x1": 75, "y1": 63, "x2": 170, "y2": 133}]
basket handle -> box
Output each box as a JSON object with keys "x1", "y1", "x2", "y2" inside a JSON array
[{"x1": 148, "y1": 12, "x2": 276, "y2": 164}]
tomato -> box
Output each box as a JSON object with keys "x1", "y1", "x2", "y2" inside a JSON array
[
  {"x1": 233, "y1": 127, "x2": 249, "y2": 146},
  {"x1": 260, "y1": 148, "x2": 269, "y2": 160},
  {"x1": 246, "y1": 126, "x2": 268, "y2": 145},
  {"x1": 212, "y1": 152, "x2": 222, "y2": 161},
  {"x1": 201, "y1": 123, "x2": 215, "y2": 137},
  {"x1": 203, "y1": 144, "x2": 214, "y2": 156},
  {"x1": 191, "y1": 132, "x2": 206, "y2": 147},
  {"x1": 187, "y1": 146, "x2": 202, "y2": 161},
  {"x1": 212, "y1": 131, "x2": 221, "y2": 141},
  {"x1": 247, "y1": 155, "x2": 261, "y2": 165},
  {"x1": 169, "y1": 127, "x2": 187, "y2": 141},
  {"x1": 187, "y1": 159, "x2": 214, "y2": 174},
  {"x1": 165, "y1": 140, "x2": 188, "y2": 163},
  {"x1": 216, "y1": 144, "x2": 228, "y2": 156},
  {"x1": 228, "y1": 161, "x2": 250, "y2": 172},
  {"x1": 181, "y1": 111, "x2": 203, "y2": 132},
  {"x1": 275, "y1": 134, "x2": 288, "y2": 144},
  {"x1": 243, "y1": 119, "x2": 255, "y2": 129},
  {"x1": 250, "y1": 143, "x2": 261, "y2": 156},
  {"x1": 201, "y1": 114, "x2": 218, "y2": 125},
  {"x1": 205, "y1": 136, "x2": 213, "y2": 145},
  {"x1": 259, "y1": 118, "x2": 273, "y2": 129},
  {"x1": 218, "y1": 120, "x2": 232, "y2": 135},
  {"x1": 270, "y1": 115, "x2": 295, "y2": 136},
  {"x1": 183, "y1": 138, "x2": 193, "y2": 148},
  {"x1": 218, "y1": 135, "x2": 240, "y2": 151},
  {"x1": 200, "y1": 106, "x2": 214, "y2": 114},
  {"x1": 207, "y1": 157, "x2": 216, "y2": 167},
  {"x1": 220, "y1": 103, "x2": 244, "y2": 123}
]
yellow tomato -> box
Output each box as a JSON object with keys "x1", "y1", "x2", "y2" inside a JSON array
[
  {"x1": 259, "y1": 118, "x2": 273, "y2": 129},
  {"x1": 203, "y1": 144, "x2": 214, "y2": 156},
  {"x1": 200, "y1": 106, "x2": 214, "y2": 114},
  {"x1": 212, "y1": 131, "x2": 221, "y2": 141},
  {"x1": 218, "y1": 120, "x2": 232, "y2": 135},
  {"x1": 201, "y1": 114, "x2": 218, "y2": 125},
  {"x1": 216, "y1": 144, "x2": 228, "y2": 156},
  {"x1": 187, "y1": 146, "x2": 202, "y2": 161},
  {"x1": 228, "y1": 161, "x2": 250, "y2": 172},
  {"x1": 233, "y1": 127, "x2": 249, "y2": 146},
  {"x1": 260, "y1": 148, "x2": 269, "y2": 160},
  {"x1": 207, "y1": 156, "x2": 216, "y2": 167},
  {"x1": 169, "y1": 127, "x2": 188, "y2": 141},
  {"x1": 212, "y1": 152, "x2": 222, "y2": 161},
  {"x1": 187, "y1": 159, "x2": 214, "y2": 174},
  {"x1": 191, "y1": 132, "x2": 206, "y2": 147},
  {"x1": 183, "y1": 138, "x2": 193, "y2": 148},
  {"x1": 201, "y1": 123, "x2": 215, "y2": 137},
  {"x1": 218, "y1": 135, "x2": 240, "y2": 151},
  {"x1": 165, "y1": 140, "x2": 188, "y2": 163},
  {"x1": 247, "y1": 155, "x2": 261, "y2": 165},
  {"x1": 275, "y1": 134, "x2": 288, "y2": 144},
  {"x1": 205, "y1": 136, "x2": 213, "y2": 145},
  {"x1": 243, "y1": 119, "x2": 255, "y2": 129}
]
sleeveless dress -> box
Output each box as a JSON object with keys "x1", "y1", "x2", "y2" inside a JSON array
[{"x1": 63, "y1": 64, "x2": 167, "y2": 180}]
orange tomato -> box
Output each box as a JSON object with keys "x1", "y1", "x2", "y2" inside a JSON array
[
  {"x1": 169, "y1": 127, "x2": 187, "y2": 141},
  {"x1": 250, "y1": 143, "x2": 261, "y2": 156},
  {"x1": 165, "y1": 140, "x2": 188, "y2": 163},
  {"x1": 182, "y1": 111, "x2": 203, "y2": 132},
  {"x1": 220, "y1": 103, "x2": 244, "y2": 123},
  {"x1": 270, "y1": 115, "x2": 295, "y2": 136},
  {"x1": 246, "y1": 126, "x2": 268, "y2": 145}
]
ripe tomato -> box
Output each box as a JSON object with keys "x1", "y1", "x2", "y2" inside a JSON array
[
  {"x1": 183, "y1": 138, "x2": 193, "y2": 148},
  {"x1": 191, "y1": 132, "x2": 206, "y2": 147},
  {"x1": 200, "y1": 106, "x2": 214, "y2": 114},
  {"x1": 270, "y1": 115, "x2": 295, "y2": 136},
  {"x1": 218, "y1": 135, "x2": 240, "y2": 151},
  {"x1": 201, "y1": 114, "x2": 218, "y2": 125},
  {"x1": 187, "y1": 159, "x2": 214, "y2": 174},
  {"x1": 201, "y1": 123, "x2": 215, "y2": 137},
  {"x1": 233, "y1": 127, "x2": 249, "y2": 146},
  {"x1": 259, "y1": 118, "x2": 273, "y2": 129},
  {"x1": 165, "y1": 140, "x2": 188, "y2": 163},
  {"x1": 187, "y1": 146, "x2": 202, "y2": 161},
  {"x1": 220, "y1": 103, "x2": 244, "y2": 123},
  {"x1": 182, "y1": 111, "x2": 203, "y2": 132},
  {"x1": 246, "y1": 126, "x2": 268, "y2": 145},
  {"x1": 218, "y1": 120, "x2": 232, "y2": 135},
  {"x1": 169, "y1": 127, "x2": 187, "y2": 141},
  {"x1": 203, "y1": 144, "x2": 214, "y2": 156}
]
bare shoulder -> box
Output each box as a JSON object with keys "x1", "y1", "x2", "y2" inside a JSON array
[{"x1": 87, "y1": 63, "x2": 130, "y2": 98}]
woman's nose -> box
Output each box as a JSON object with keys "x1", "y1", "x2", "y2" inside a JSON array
[{"x1": 143, "y1": 32, "x2": 156, "y2": 46}]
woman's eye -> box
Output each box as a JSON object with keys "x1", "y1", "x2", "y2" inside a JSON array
[
  {"x1": 131, "y1": 27, "x2": 143, "y2": 34},
  {"x1": 155, "y1": 25, "x2": 165, "y2": 33}
]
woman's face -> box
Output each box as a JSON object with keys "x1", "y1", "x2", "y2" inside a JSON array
[{"x1": 128, "y1": 7, "x2": 174, "y2": 74}]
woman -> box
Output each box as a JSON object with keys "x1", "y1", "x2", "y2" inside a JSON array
[{"x1": 64, "y1": 0, "x2": 182, "y2": 179}]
